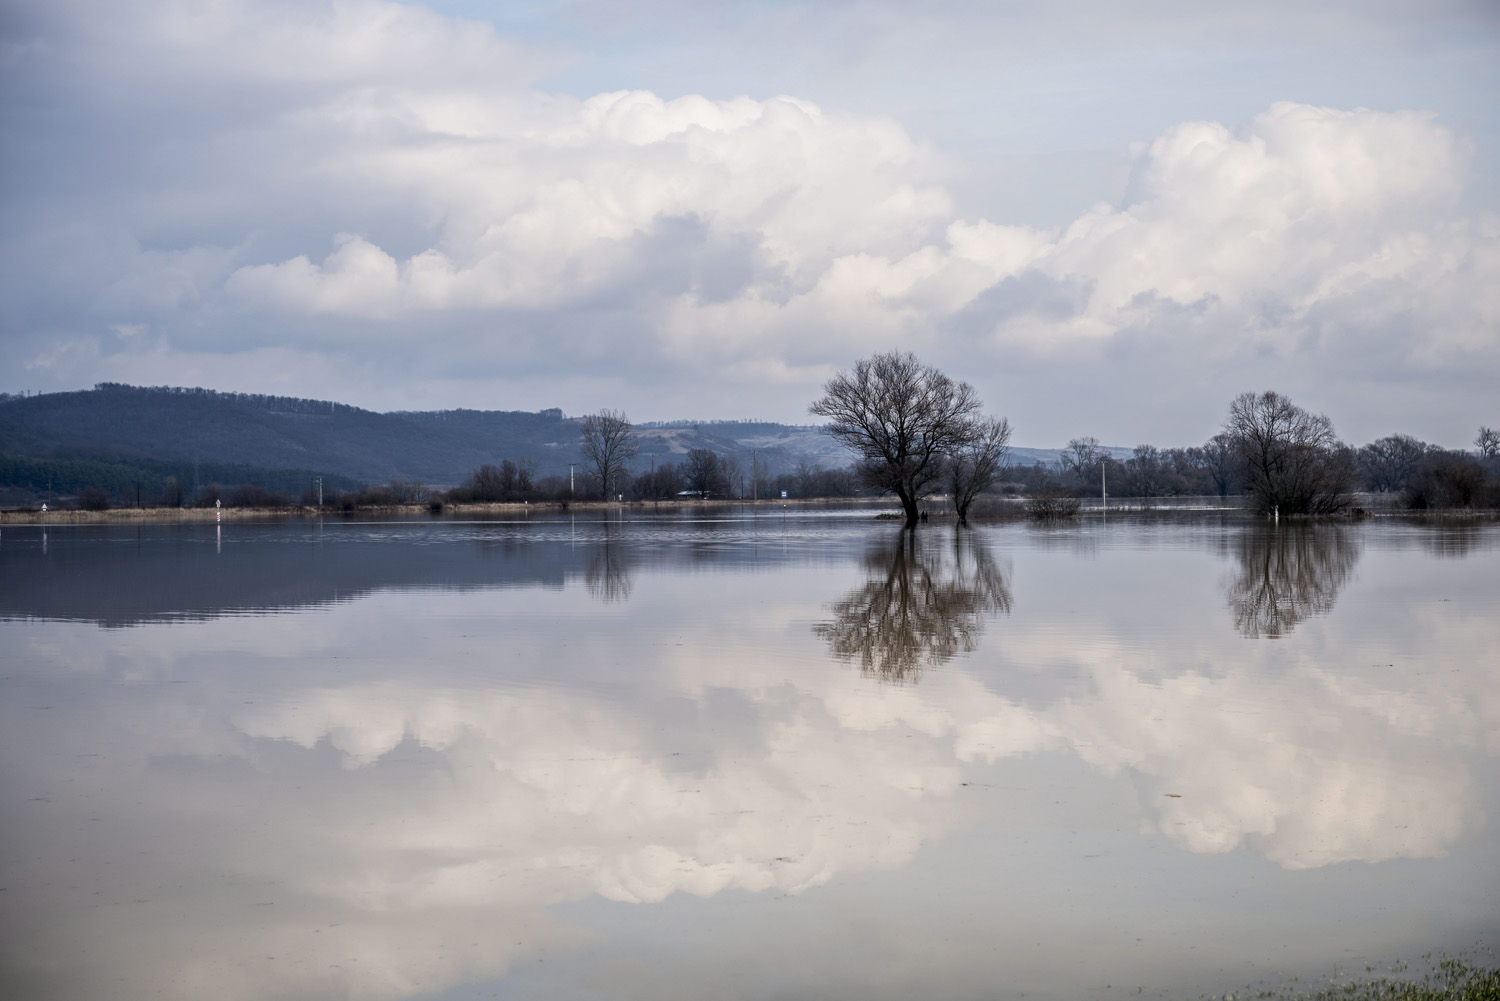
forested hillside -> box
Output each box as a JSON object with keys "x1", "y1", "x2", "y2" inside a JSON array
[
  {"x1": 0, "y1": 385, "x2": 581, "y2": 485},
  {"x1": 0, "y1": 453, "x2": 361, "y2": 506},
  {"x1": 0, "y1": 385, "x2": 861, "y2": 502}
]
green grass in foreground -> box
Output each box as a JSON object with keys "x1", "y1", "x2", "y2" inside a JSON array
[{"x1": 1215, "y1": 958, "x2": 1500, "y2": 1001}]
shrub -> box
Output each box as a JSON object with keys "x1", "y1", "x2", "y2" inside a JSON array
[
  {"x1": 79, "y1": 486, "x2": 111, "y2": 511},
  {"x1": 1026, "y1": 487, "x2": 1080, "y2": 519},
  {"x1": 1404, "y1": 452, "x2": 1500, "y2": 509}
]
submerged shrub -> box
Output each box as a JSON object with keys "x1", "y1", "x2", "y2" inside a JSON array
[{"x1": 1025, "y1": 487, "x2": 1080, "y2": 519}]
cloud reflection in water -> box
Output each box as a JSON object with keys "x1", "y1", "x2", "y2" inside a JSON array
[{"x1": 1, "y1": 518, "x2": 1497, "y2": 1001}]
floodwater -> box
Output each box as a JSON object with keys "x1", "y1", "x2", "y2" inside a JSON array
[{"x1": 1, "y1": 510, "x2": 1497, "y2": 1000}]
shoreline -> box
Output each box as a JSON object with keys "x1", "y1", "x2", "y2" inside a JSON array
[
  {"x1": 0, "y1": 496, "x2": 894, "y2": 525},
  {"x1": 3, "y1": 497, "x2": 1494, "y2": 526}
]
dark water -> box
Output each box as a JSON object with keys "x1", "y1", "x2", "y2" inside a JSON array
[{"x1": 1, "y1": 511, "x2": 1497, "y2": 1000}]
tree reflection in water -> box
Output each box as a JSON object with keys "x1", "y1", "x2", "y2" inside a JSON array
[
  {"x1": 816, "y1": 528, "x2": 1013, "y2": 682},
  {"x1": 585, "y1": 522, "x2": 634, "y2": 603},
  {"x1": 1226, "y1": 524, "x2": 1361, "y2": 638}
]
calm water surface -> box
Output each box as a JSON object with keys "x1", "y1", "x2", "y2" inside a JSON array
[{"x1": 1, "y1": 511, "x2": 1497, "y2": 1000}]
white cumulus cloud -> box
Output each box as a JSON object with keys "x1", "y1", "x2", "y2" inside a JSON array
[{"x1": 3, "y1": 0, "x2": 1497, "y2": 438}]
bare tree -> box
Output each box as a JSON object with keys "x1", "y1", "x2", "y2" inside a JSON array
[
  {"x1": 810, "y1": 352, "x2": 985, "y2": 528},
  {"x1": 1125, "y1": 444, "x2": 1167, "y2": 497},
  {"x1": 1058, "y1": 437, "x2": 1102, "y2": 487},
  {"x1": 516, "y1": 457, "x2": 537, "y2": 493},
  {"x1": 720, "y1": 454, "x2": 744, "y2": 498},
  {"x1": 1476, "y1": 426, "x2": 1500, "y2": 459},
  {"x1": 946, "y1": 416, "x2": 1011, "y2": 523},
  {"x1": 794, "y1": 460, "x2": 818, "y2": 499},
  {"x1": 635, "y1": 461, "x2": 683, "y2": 500},
  {"x1": 1196, "y1": 432, "x2": 1238, "y2": 499},
  {"x1": 389, "y1": 477, "x2": 428, "y2": 503},
  {"x1": 1224, "y1": 391, "x2": 1355, "y2": 515},
  {"x1": 1357, "y1": 434, "x2": 1428, "y2": 492},
  {"x1": 580, "y1": 409, "x2": 638, "y2": 500},
  {"x1": 497, "y1": 460, "x2": 519, "y2": 493},
  {"x1": 683, "y1": 448, "x2": 723, "y2": 498},
  {"x1": 465, "y1": 464, "x2": 506, "y2": 501}
]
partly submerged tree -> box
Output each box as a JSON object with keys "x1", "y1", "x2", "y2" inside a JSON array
[
  {"x1": 810, "y1": 351, "x2": 993, "y2": 528},
  {"x1": 946, "y1": 416, "x2": 1011, "y2": 523},
  {"x1": 580, "y1": 409, "x2": 638, "y2": 500},
  {"x1": 1223, "y1": 391, "x2": 1355, "y2": 516}
]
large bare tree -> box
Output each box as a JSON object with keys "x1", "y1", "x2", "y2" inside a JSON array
[
  {"x1": 810, "y1": 352, "x2": 985, "y2": 528},
  {"x1": 1357, "y1": 433, "x2": 1428, "y2": 492},
  {"x1": 579, "y1": 409, "x2": 638, "y2": 500},
  {"x1": 683, "y1": 448, "x2": 724, "y2": 498},
  {"x1": 946, "y1": 416, "x2": 1011, "y2": 524},
  {"x1": 1058, "y1": 436, "x2": 1102, "y2": 487},
  {"x1": 1224, "y1": 391, "x2": 1355, "y2": 515},
  {"x1": 1195, "y1": 432, "x2": 1238, "y2": 499}
]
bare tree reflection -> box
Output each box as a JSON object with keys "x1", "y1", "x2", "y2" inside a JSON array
[
  {"x1": 584, "y1": 523, "x2": 635, "y2": 603},
  {"x1": 1226, "y1": 525, "x2": 1360, "y2": 638},
  {"x1": 816, "y1": 529, "x2": 1013, "y2": 682}
]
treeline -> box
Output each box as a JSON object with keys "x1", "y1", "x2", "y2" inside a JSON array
[
  {"x1": 0, "y1": 453, "x2": 360, "y2": 510},
  {"x1": 434, "y1": 450, "x2": 861, "y2": 506},
  {"x1": 1013, "y1": 422, "x2": 1500, "y2": 512},
  {"x1": 182, "y1": 418, "x2": 1500, "y2": 516},
  {"x1": 87, "y1": 382, "x2": 362, "y2": 416}
]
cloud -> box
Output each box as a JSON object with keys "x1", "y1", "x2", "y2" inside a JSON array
[
  {"x1": 2, "y1": 0, "x2": 1497, "y2": 440},
  {"x1": 221, "y1": 93, "x2": 1495, "y2": 388}
]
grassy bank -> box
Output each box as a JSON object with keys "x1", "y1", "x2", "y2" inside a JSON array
[
  {"x1": 0, "y1": 496, "x2": 892, "y2": 525},
  {"x1": 4, "y1": 494, "x2": 1494, "y2": 526}
]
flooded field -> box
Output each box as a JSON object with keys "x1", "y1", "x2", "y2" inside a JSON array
[{"x1": 1, "y1": 510, "x2": 1497, "y2": 1000}]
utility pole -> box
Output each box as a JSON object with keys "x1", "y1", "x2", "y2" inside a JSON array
[
  {"x1": 752, "y1": 450, "x2": 757, "y2": 502},
  {"x1": 1101, "y1": 463, "x2": 1107, "y2": 509},
  {"x1": 569, "y1": 464, "x2": 575, "y2": 496}
]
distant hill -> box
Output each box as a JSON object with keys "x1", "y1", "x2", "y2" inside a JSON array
[
  {"x1": 0, "y1": 385, "x2": 524, "y2": 485},
  {"x1": 0, "y1": 384, "x2": 1134, "y2": 500},
  {"x1": 0, "y1": 385, "x2": 857, "y2": 490}
]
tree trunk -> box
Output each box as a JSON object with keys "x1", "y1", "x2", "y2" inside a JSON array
[{"x1": 898, "y1": 489, "x2": 920, "y2": 529}]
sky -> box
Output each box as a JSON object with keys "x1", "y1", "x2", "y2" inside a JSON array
[{"x1": 2, "y1": 0, "x2": 1498, "y2": 447}]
